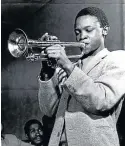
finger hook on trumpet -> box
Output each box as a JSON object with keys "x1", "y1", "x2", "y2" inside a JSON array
[{"x1": 8, "y1": 28, "x2": 85, "y2": 61}]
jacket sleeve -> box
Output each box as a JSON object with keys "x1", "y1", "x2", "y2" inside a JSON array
[
  {"x1": 38, "y1": 71, "x2": 60, "y2": 117},
  {"x1": 63, "y1": 52, "x2": 125, "y2": 114}
]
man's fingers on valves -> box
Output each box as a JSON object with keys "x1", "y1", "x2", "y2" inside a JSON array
[
  {"x1": 40, "y1": 33, "x2": 59, "y2": 41},
  {"x1": 46, "y1": 45, "x2": 65, "y2": 59}
]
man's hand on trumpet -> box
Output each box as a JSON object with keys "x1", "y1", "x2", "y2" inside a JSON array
[
  {"x1": 46, "y1": 44, "x2": 75, "y2": 76},
  {"x1": 39, "y1": 32, "x2": 59, "y2": 42},
  {"x1": 39, "y1": 33, "x2": 59, "y2": 80},
  {"x1": 40, "y1": 33, "x2": 75, "y2": 80}
]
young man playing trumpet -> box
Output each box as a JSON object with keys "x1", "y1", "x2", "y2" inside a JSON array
[{"x1": 38, "y1": 7, "x2": 125, "y2": 146}]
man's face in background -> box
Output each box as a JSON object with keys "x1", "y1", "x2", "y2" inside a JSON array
[
  {"x1": 74, "y1": 15, "x2": 105, "y2": 55},
  {"x1": 27, "y1": 123, "x2": 43, "y2": 146}
]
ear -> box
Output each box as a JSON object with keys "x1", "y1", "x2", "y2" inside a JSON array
[{"x1": 102, "y1": 26, "x2": 110, "y2": 37}]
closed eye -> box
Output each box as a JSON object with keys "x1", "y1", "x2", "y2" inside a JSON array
[{"x1": 86, "y1": 27, "x2": 94, "y2": 32}]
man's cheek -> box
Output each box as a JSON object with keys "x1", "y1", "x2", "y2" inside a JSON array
[
  {"x1": 92, "y1": 38, "x2": 100, "y2": 47},
  {"x1": 84, "y1": 46, "x2": 91, "y2": 54}
]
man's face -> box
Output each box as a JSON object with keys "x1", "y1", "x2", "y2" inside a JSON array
[
  {"x1": 27, "y1": 123, "x2": 43, "y2": 146},
  {"x1": 75, "y1": 15, "x2": 104, "y2": 55}
]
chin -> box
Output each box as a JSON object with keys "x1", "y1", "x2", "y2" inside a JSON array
[
  {"x1": 33, "y1": 140, "x2": 43, "y2": 145},
  {"x1": 83, "y1": 47, "x2": 91, "y2": 55}
]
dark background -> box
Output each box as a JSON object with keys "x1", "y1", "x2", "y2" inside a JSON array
[{"x1": 1, "y1": 0, "x2": 125, "y2": 145}]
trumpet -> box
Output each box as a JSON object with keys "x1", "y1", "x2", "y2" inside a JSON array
[{"x1": 8, "y1": 28, "x2": 85, "y2": 61}]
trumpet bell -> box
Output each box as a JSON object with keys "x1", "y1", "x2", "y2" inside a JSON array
[{"x1": 8, "y1": 28, "x2": 28, "y2": 58}]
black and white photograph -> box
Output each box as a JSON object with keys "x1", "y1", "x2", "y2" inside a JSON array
[{"x1": 1, "y1": 0, "x2": 125, "y2": 146}]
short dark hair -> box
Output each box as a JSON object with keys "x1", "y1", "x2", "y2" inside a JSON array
[
  {"x1": 75, "y1": 7, "x2": 109, "y2": 28},
  {"x1": 24, "y1": 119, "x2": 43, "y2": 135}
]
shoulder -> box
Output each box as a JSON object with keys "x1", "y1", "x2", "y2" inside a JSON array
[
  {"x1": 107, "y1": 50, "x2": 125, "y2": 61},
  {"x1": 4, "y1": 134, "x2": 18, "y2": 141},
  {"x1": 4, "y1": 134, "x2": 33, "y2": 146},
  {"x1": 2, "y1": 134, "x2": 19, "y2": 146},
  {"x1": 21, "y1": 140, "x2": 35, "y2": 146},
  {"x1": 105, "y1": 50, "x2": 125, "y2": 68}
]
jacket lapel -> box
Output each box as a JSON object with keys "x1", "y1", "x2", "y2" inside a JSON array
[{"x1": 82, "y1": 48, "x2": 110, "y2": 74}]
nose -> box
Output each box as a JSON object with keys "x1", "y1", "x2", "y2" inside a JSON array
[
  {"x1": 79, "y1": 31, "x2": 88, "y2": 41},
  {"x1": 35, "y1": 130, "x2": 40, "y2": 136}
]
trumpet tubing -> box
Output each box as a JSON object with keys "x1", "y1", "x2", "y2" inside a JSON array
[
  {"x1": 28, "y1": 39, "x2": 85, "y2": 48},
  {"x1": 8, "y1": 28, "x2": 85, "y2": 61}
]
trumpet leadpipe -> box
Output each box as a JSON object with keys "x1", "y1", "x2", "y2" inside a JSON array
[{"x1": 27, "y1": 39, "x2": 85, "y2": 49}]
